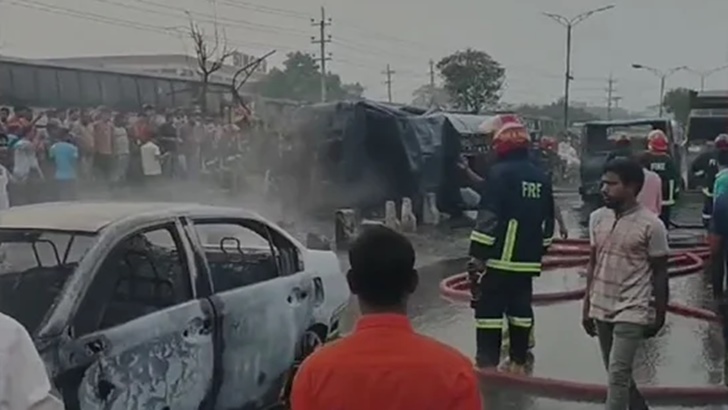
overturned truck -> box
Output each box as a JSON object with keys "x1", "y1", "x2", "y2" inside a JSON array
[{"x1": 285, "y1": 100, "x2": 493, "y2": 219}]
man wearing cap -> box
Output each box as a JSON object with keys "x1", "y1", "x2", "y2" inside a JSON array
[{"x1": 468, "y1": 114, "x2": 555, "y2": 373}]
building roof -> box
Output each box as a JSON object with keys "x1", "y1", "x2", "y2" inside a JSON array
[
  {"x1": 0, "y1": 202, "x2": 262, "y2": 233},
  {"x1": 0, "y1": 54, "x2": 228, "y2": 86},
  {"x1": 43, "y1": 53, "x2": 265, "y2": 77},
  {"x1": 44, "y1": 54, "x2": 197, "y2": 66}
]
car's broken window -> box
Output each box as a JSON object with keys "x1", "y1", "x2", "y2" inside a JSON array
[
  {"x1": 193, "y1": 221, "x2": 280, "y2": 292},
  {"x1": 0, "y1": 230, "x2": 96, "y2": 333},
  {"x1": 74, "y1": 225, "x2": 192, "y2": 335}
]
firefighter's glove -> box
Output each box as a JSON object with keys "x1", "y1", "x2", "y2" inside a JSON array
[{"x1": 466, "y1": 258, "x2": 486, "y2": 308}]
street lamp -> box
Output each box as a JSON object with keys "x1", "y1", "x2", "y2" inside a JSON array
[
  {"x1": 686, "y1": 65, "x2": 728, "y2": 91},
  {"x1": 631, "y1": 64, "x2": 687, "y2": 117},
  {"x1": 543, "y1": 5, "x2": 615, "y2": 129}
]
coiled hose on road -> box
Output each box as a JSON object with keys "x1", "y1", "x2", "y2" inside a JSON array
[{"x1": 439, "y1": 237, "x2": 728, "y2": 406}]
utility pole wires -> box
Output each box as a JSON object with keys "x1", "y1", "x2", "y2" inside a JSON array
[
  {"x1": 383, "y1": 64, "x2": 395, "y2": 103},
  {"x1": 311, "y1": 6, "x2": 331, "y2": 102}
]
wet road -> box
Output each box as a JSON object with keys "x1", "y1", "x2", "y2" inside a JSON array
[
  {"x1": 341, "y1": 192, "x2": 725, "y2": 409},
  {"x1": 80, "y1": 183, "x2": 724, "y2": 408}
]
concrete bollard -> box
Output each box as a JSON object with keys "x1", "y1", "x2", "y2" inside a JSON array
[
  {"x1": 400, "y1": 197, "x2": 417, "y2": 233},
  {"x1": 422, "y1": 192, "x2": 440, "y2": 225},
  {"x1": 360, "y1": 219, "x2": 385, "y2": 233},
  {"x1": 334, "y1": 209, "x2": 357, "y2": 251},
  {"x1": 384, "y1": 201, "x2": 400, "y2": 231}
]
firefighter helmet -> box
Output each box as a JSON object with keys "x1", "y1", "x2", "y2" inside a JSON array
[
  {"x1": 715, "y1": 134, "x2": 728, "y2": 150},
  {"x1": 647, "y1": 129, "x2": 669, "y2": 153},
  {"x1": 479, "y1": 114, "x2": 530, "y2": 157},
  {"x1": 540, "y1": 136, "x2": 558, "y2": 151}
]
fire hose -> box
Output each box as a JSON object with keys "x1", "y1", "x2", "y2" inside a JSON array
[{"x1": 439, "y1": 237, "x2": 728, "y2": 406}]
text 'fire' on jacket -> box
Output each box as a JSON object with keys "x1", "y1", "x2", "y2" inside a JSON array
[{"x1": 469, "y1": 151, "x2": 555, "y2": 275}]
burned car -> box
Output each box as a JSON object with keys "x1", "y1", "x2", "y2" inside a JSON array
[{"x1": 0, "y1": 202, "x2": 349, "y2": 410}]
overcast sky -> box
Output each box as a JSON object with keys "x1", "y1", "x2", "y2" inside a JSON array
[{"x1": 1, "y1": 0, "x2": 727, "y2": 111}]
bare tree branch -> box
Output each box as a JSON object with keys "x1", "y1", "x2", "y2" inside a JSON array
[
  {"x1": 232, "y1": 50, "x2": 276, "y2": 92},
  {"x1": 187, "y1": 9, "x2": 236, "y2": 112}
]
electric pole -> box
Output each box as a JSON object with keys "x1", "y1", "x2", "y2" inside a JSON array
[
  {"x1": 383, "y1": 64, "x2": 395, "y2": 103},
  {"x1": 606, "y1": 74, "x2": 617, "y2": 120},
  {"x1": 428, "y1": 59, "x2": 436, "y2": 106},
  {"x1": 429, "y1": 60, "x2": 435, "y2": 88},
  {"x1": 311, "y1": 7, "x2": 331, "y2": 102},
  {"x1": 612, "y1": 96, "x2": 623, "y2": 110}
]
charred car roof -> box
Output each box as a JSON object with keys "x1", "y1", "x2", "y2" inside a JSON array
[{"x1": 0, "y1": 202, "x2": 268, "y2": 233}]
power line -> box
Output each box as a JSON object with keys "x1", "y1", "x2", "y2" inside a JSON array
[
  {"x1": 382, "y1": 64, "x2": 395, "y2": 102},
  {"x1": 8, "y1": 0, "x2": 295, "y2": 51},
  {"x1": 311, "y1": 6, "x2": 331, "y2": 102},
  {"x1": 102, "y1": 0, "x2": 310, "y2": 37}
]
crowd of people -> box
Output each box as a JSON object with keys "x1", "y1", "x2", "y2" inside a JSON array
[{"x1": 0, "y1": 104, "x2": 256, "y2": 207}]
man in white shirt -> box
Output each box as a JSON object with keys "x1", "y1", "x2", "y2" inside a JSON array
[
  {"x1": 0, "y1": 312, "x2": 64, "y2": 410},
  {"x1": 140, "y1": 139, "x2": 164, "y2": 184}
]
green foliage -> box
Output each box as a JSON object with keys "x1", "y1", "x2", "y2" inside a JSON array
[
  {"x1": 256, "y1": 52, "x2": 364, "y2": 102},
  {"x1": 662, "y1": 87, "x2": 694, "y2": 125},
  {"x1": 436, "y1": 49, "x2": 505, "y2": 112}
]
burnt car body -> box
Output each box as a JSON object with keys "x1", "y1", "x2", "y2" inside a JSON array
[
  {"x1": 578, "y1": 118, "x2": 685, "y2": 205},
  {"x1": 0, "y1": 202, "x2": 349, "y2": 410}
]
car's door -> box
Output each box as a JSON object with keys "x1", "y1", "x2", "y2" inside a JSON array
[
  {"x1": 54, "y1": 221, "x2": 216, "y2": 410},
  {"x1": 185, "y1": 217, "x2": 315, "y2": 410}
]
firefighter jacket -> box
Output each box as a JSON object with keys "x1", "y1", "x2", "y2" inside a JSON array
[
  {"x1": 692, "y1": 150, "x2": 718, "y2": 199},
  {"x1": 642, "y1": 152, "x2": 680, "y2": 206},
  {"x1": 605, "y1": 147, "x2": 633, "y2": 163},
  {"x1": 528, "y1": 148, "x2": 555, "y2": 181},
  {"x1": 468, "y1": 151, "x2": 555, "y2": 276}
]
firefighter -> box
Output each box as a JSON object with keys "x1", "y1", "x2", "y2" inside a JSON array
[
  {"x1": 696, "y1": 134, "x2": 728, "y2": 229},
  {"x1": 642, "y1": 129, "x2": 680, "y2": 228},
  {"x1": 468, "y1": 114, "x2": 555, "y2": 373},
  {"x1": 605, "y1": 134, "x2": 632, "y2": 162}
]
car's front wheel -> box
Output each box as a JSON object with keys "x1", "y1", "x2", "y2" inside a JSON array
[{"x1": 273, "y1": 326, "x2": 328, "y2": 410}]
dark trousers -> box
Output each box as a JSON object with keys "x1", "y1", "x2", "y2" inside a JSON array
[
  {"x1": 659, "y1": 206, "x2": 671, "y2": 228},
  {"x1": 94, "y1": 153, "x2": 113, "y2": 180},
  {"x1": 475, "y1": 270, "x2": 534, "y2": 367},
  {"x1": 703, "y1": 197, "x2": 713, "y2": 229}
]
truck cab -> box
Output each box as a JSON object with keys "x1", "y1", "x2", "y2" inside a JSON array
[
  {"x1": 579, "y1": 118, "x2": 685, "y2": 206},
  {"x1": 686, "y1": 90, "x2": 728, "y2": 189}
]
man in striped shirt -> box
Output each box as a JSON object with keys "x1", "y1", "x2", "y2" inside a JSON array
[{"x1": 582, "y1": 158, "x2": 669, "y2": 410}]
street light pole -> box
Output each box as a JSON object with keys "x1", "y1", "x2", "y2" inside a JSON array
[
  {"x1": 543, "y1": 5, "x2": 615, "y2": 130},
  {"x1": 687, "y1": 65, "x2": 728, "y2": 91},
  {"x1": 563, "y1": 25, "x2": 572, "y2": 130},
  {"x1": 631, "y1": 64, "x2": 687, "y2": 117}
]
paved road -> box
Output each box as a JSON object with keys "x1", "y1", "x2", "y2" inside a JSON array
[{"x1": 341, "y1": 192, "x2": 721, "y2": 410}]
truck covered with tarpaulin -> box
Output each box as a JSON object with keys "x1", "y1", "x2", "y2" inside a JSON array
[{"x1": 286, "y1": 100, "x2": 493, "y2": 218}]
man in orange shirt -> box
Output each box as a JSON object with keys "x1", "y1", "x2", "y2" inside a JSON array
[{"x1": 291, "y1": 226, "x2": 483, "y2": 410}]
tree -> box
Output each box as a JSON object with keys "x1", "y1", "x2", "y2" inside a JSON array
[
  {"x1": 662, "y1": 87, "x2": 694, "y2": 125},
  {"x1": 188, "y1": 16, "x2": 234, "y2": 113},
  {"x1": 256, "y1": 52, "x2": 364, "y2": 102},
  {"x1": 411, "y1": 84, "x2": 451, "y2": 108},
  {"x1": 436, "y1": 49, "x2": 505, "y2": 112}
]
